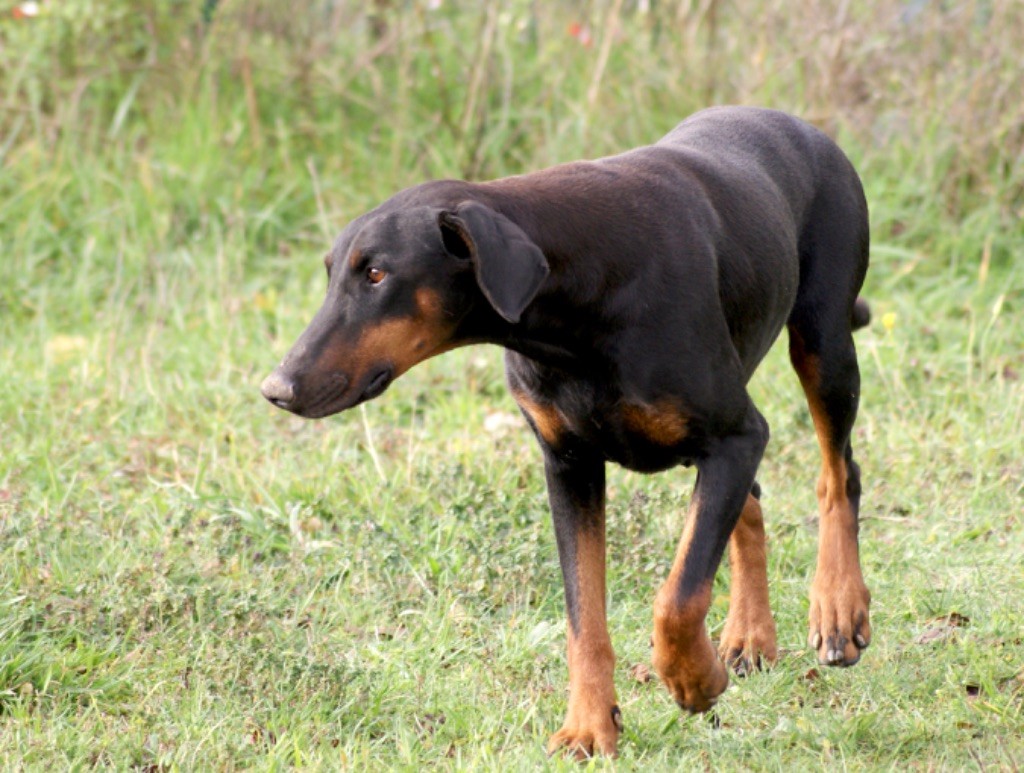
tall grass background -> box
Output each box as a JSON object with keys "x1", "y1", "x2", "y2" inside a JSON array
[{"x1": 1, "y1": 0, "x2": 1022, "y2": 768}]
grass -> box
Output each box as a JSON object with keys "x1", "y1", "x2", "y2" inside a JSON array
[{"x1": 1, "y1": 0, "x2": 1022, "y2": 768}]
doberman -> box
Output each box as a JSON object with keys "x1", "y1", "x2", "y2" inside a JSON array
[{"x1": 261, "y1": 106, "x2": 872, "y2": 758}]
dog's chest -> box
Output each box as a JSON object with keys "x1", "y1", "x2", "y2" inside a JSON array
[{"x1": 511, "y1": 380, "x2": 700, "y2": 472}]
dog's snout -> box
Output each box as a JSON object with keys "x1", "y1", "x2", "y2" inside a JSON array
[{"x1": 261, "y1": 371, "x2": 297, "y2": 409}]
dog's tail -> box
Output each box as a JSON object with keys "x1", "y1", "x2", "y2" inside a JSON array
[{"x1": 852, "y1": 297, "x2": 871, "y2": 331}]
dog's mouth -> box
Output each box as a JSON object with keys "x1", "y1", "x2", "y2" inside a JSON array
[
  {"x1": 299, "y1": 365, "x2": 394, "y2": 419},
  {"x1": 360, "y1": 366, "x2": 394, "y2": 402}
]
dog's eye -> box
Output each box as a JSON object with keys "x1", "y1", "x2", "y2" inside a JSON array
[{"x1": 366, "y1": 267, "x2": 387, "y2": 285}]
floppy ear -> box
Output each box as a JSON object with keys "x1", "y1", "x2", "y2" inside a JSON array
[{"x1": 438, "y1": 201, "x2": 549, "y2": 324}]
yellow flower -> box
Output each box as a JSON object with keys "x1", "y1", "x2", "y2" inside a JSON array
[
  {"x1": 882, "y1": 312, "x2": 897, "y2": 332},
  {"x1": 45, "y1": 335, "x2": 88, "y2": 364},
  {"x1": 253, "y1": 288, "x2": 277, "y2": 311}
]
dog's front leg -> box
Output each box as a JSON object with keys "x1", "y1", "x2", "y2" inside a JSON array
[
  {"x1": 652, "y1": 406, "x2": 769, "y2": 713},
  {"x1": 718, "y1": 485, "x2": 778, "y2": 675},
  {"x1": 541, "y1": 445, "x2": 621, "y2": 759}
]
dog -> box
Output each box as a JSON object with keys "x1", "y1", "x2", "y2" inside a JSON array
[{"x1": 261, "y1": 106, "x2": 872, "y2": 758}]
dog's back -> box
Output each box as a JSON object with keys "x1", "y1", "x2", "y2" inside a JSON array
[{"x1": 654, "y1": 106, "x2": 870, "y2": 372}]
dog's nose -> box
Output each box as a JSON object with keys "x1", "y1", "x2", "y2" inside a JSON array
[{"x1": 261, "y1": 371, "x2": 296, "y2": 409}]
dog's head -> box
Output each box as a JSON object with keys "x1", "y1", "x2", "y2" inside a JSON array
[{"x1": 260, "y1": 199, "x2": 548, "y2": 418}]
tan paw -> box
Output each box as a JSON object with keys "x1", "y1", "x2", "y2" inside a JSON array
[
  {"x1": 546, "y1": 704, "x2": 622, "y2": 760},
  {"x1": 718, "y1": 606, "x2": 778, "y2": 676},
  {"x1": 808, "y1": 570, "x2": 871, "y2": 666},
  {"x1": 652, "y1": 632, "x2": 729, "y2": 713}
]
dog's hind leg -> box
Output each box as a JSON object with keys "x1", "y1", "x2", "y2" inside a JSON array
[
  {"x1": 789, "y1": 316, "x2": 871, "y2": 665},
  {"x1": 788, "y1": 177, "x2": 872, "y2": 666}
]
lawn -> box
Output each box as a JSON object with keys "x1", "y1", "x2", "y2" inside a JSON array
[{"x1": 1, "y1": 1, "x2": 1022, "y2": 769}]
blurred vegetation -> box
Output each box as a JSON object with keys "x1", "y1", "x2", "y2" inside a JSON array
[{"x1": 2, "y1": 0, "x2": 1021, "y2": 258}]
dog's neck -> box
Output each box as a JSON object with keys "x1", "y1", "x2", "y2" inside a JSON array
[{"x1": 419, "y1": 176, "x2": 628, "y2": 371}]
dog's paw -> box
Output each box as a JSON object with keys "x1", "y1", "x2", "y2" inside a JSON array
[
  {"x1": 652, "y1": 633, "x2": 729, "y2": 713},
  {"x1": 546, "y1": 705, "x2": 622, "y2": 760},
  {"x1": 808, "y1": 570, "x2": 871, "y2": 666},
  {"x1": 718, "y1": 606, "x2": 778, "y2": 677},
  {"x1": 659, "y1": 658, "x2": 728, "y2": 714}
]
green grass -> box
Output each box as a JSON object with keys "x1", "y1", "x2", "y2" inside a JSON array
[{"x1": 1, "y1": 1, "x2": 1022, "y2": 768}]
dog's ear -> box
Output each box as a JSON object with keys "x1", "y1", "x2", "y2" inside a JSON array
[{"x1": 438, "y1": 201, "x2": 549, "y2": 324}]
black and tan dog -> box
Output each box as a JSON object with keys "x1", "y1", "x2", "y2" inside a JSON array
[{"x1": 261, "y1": 106, "x2": 872, "y2": 758}]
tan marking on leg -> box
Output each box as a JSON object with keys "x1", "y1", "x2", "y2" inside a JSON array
[
  {"x1": 621, "y1": 400, "x2": 689, "y2": 446},
  {"x1": 511, "y1": 390, "x2": 567, "y2": 447},
  {"x1": 790, "y1": 332, "x2": 871, "y2": 665},
  {"x1": 719, "y1": 494, "x2": 777, "y2": 674},
  {"x1": 807, "y1": 439, "x2": 871, "y2": 665},
  {"x1": 651, "y1": 501, "x2": 728, "y2": 713},
  {"x1": 548, "y1": 527, "x2": 620, "y2": 759}
]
